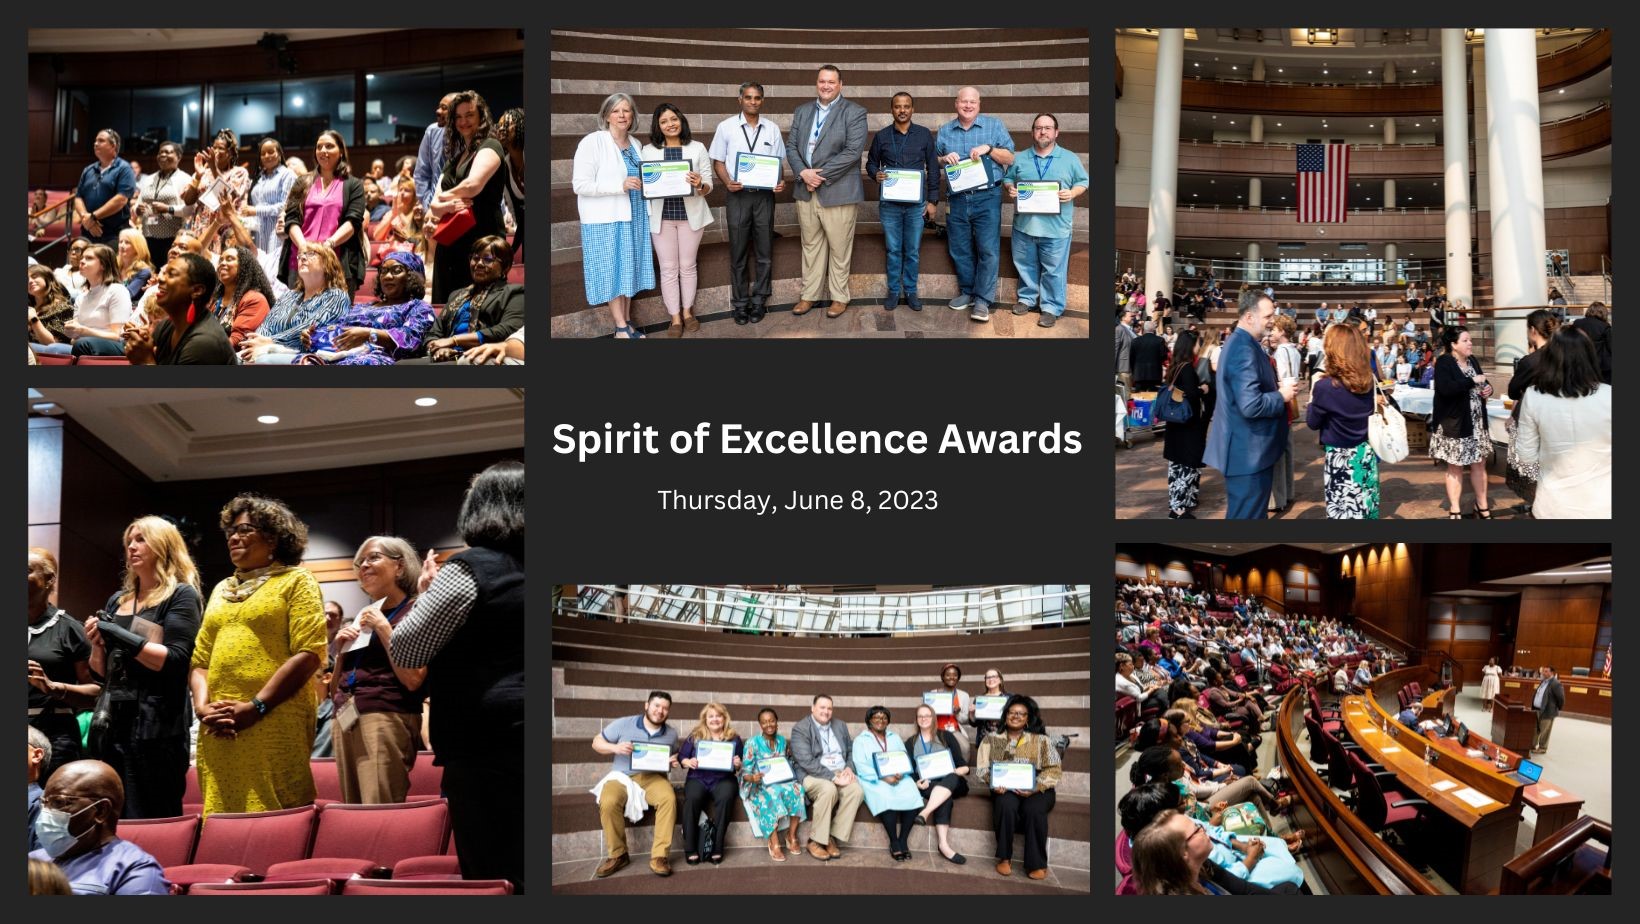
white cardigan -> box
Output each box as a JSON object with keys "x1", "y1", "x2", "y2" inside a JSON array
[
  {"x1": 1515, "y1": 384, "x2": 1611, "y2": 518},
  {"x1": 572, "y1": 130, "x2": 645, "y2": 225},
  {"x1": 638, "y1": 141, "x2": 715, "y2": 233}
]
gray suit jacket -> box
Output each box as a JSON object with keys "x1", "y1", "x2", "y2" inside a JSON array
[
  {"x1": 786, "y1": 97, "x2": 868, "y2": 206},
  {"x1": 1536, "y1": 676, "x2": 1565, "y2": 721},
  {"x1": 789, "y1": 715, "x2": 851, "y2": 783}
]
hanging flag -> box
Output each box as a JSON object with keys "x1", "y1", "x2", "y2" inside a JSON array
[
  {"x1": 1605, "y1": 643, "x2": 1612, "y2": 678},
  {"x1": 1297, "y1": 143, "x2": 1350, "y2": 223}
]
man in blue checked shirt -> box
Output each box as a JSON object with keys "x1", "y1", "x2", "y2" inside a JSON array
[
  {"x1": 935, "y1": 87, "x2": 1015, "y2": 322},
  {"x1": 865, "y1": 93, "x2": 941, "y2": 311},
  {"x1": 1003, "y1": 113, "x2": 1088, "y2": 329}
]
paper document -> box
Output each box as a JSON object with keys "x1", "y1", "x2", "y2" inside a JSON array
[
  {"x1": 1538, "y1": 789, "x2": 1561, "y2": 798},
  {"x1": 641, "y1": 161, "x2": 692, "y2": 199},
  {"x1": 1014, "y1": 181, "x2": 1061, "y2": 214},
  {"x1": 347, "y1": 598, "x2": 387, "y2": 652},
  {"x1": 1452, "y1": 787, "x2": 1495, "y2": 808},
  {"x1": 944, "y1": 158, "x2": 988, "y2": 193},
  {"x1": 880, "y1": 168, "x2": 924, "y2": 203},
  {"x1": 1431, "y1": 780, "x2": 1459, "y2": 792}
]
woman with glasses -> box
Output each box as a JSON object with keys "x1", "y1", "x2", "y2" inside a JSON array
[
  {"x1": 190, "y1": 495, "x2": 327, "y2": 816},
  {"x1": 134, "y1": 141, "x2": 191, "y2": 265},
  {"x1": 180, "y1": 129, "x2": 251, "y2": 255},
  {"x1": 294, "y1": 250, "x2": 436, "y2": 365},
  {"x1": 329, "y1": 537, "x2": 425, "y2": 804},
  {"x1": 850, "y1": 704, "x2": 924, "y2": 863},
  {"x1": 428, "y1": 90, "x2": 508, "y2": 304},
  {"x1": 974, "y1": 694, "x2": 1061, "y2": 880},
  {"x1": 237, "y1": 242, "x2": 350, "y2": 364},
  {"x1": 418, "y1": 235, "x2": 524, "y2": 363}
]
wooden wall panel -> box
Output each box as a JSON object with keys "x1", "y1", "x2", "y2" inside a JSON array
[
  {"x1": 1180, "y1": 79, "x2": 1441, "y2": 116},
  {"x1": 1513, "y1": 584, "x2": 1604, "y2": 675},
  {"x1": 1538, "y1": 30, "x2": 1611, "y2": 91}
]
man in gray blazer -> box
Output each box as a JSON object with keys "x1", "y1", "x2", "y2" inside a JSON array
[
  {"x1": 789, "y1": 694, "x2": 864, "y2": 860},
  {"x1": 1530, "y1": 665, "x2": 1566, "y2": 754},
  {"x1": 787, "y1": 65, "x2": 868, "y2": 319}
]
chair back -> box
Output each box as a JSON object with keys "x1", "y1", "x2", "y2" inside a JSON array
[
  {"x1": 309, "y1": 799, "x2": 451, "y2": 868},
  {"x1": 1346, "y1": 750, "x2": 1387, "y2": 830},
  {"x1": 116, "y1": 814, "x2": 199, "y2": 868},
  {"x1": 190, "y1": 879, "x2": 332, "y2": 895},
  {"x1": 192, "y1": 805, "x2": 317, "y2": 875}
]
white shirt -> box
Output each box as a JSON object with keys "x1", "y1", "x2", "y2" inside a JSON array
[
  {"x1": 708, "y1": 112, "x2": 786, "y2": 181},
  {"x1": 72, "y1": 283, "x2": 133, "y2": 335},
  {"x1": 1515, "y1": 384, "x2": 1612, "y2": 518}
]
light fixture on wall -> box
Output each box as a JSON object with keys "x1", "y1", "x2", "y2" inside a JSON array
[
  {"x1": 257, "y1": 415, "x2": 279, "y2": 425},
  {"x1": 1307, "y1": 28, "x2": 1339, "y2": 46},
  {"x1": 415, "y1": 397, "x2": 438, "y2": 407}
]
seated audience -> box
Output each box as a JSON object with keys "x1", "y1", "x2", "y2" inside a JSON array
[
  {"x1": 27, "y1": 264, "x2": 76, "y2": 347},
  {"x1": 33, "y1": 244, "x2": 130, "y2": 357},
  {"x1": 115, "y1": 229, "x2": 154, "y2": 302},
  {"x1": 122, "y1": 253, "x2": 235, "y2": 365},
  {"x1": 206, "y1": 245, "x2": 274, "y2": 349},
  {"x1": 238, "y1": 243, "x2": 351, "y2": 363},
  {"x1": 458, "y1": 326, "x2": 524, "y2": 364},
  {"x1": 414, "y1": 235, "x2": 524, "y2": 363},
  {"x1": 29, "y1": 760, "x2": 169, "y2": 894},
  {"x1": 296, "y1": 250, "x2": 436, "y2": 365}
]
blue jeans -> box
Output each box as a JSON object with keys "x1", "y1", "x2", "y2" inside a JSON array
[
  {"x1": 946, "y1": 186, "x2": 1001, "y2": 302},
  {"x1": 1011, "y1": 229, "x2": 1071, "y2": 316},
  {"x1": 70, "y1": 337, "x2": 126, "y2": 357},
  {"x1": 879, "y1": 200, "x2": 924, "y2": 296}
]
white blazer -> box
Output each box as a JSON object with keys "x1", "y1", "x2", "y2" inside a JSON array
[
  {"x1": 638, "y1": 141, "x2": 715, "y2": 233},
  {"x1": 1515, "y1": 384, "x2": 1611, "y2": 518},
  {"x1": 572, "y1": 130, "x2": 644, "y2": 225}
]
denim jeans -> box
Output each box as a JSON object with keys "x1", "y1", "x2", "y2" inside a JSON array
[
  {"x1": 879, "y1": 200, "x2": 924, "y2": 296},
  {"x1": 945, "y1": 186, "x2": 1002, "y2": 302},
  {"x1": 1010, "y1": 229, "x2": 1071, "y2": 316},
  {"x1": 70, "y1": 336, "x2": 127, "y2": 356}
]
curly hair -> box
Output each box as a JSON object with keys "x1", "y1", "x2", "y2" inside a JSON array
[
  {"x1": 443, "y1": 90, "x2": 496, "y2": 170},
  {"x1": 457, "y1": 460, "x2": 523, "y2": 555},
  {"x1": 219, "y1": 494, "x2": 308, "y2": 565},
  {"x1": 208, "y1": 245, "x2": 276, "y2": 322}
]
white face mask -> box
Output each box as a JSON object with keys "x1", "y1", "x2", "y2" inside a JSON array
[{"x1": 35, "y1": 798, "x2": 106, "y2": 859}]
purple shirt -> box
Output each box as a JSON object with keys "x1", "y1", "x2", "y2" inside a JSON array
[
  {"x1": 1305, "y1": 376, "x2": 1374, "y2": 449},
  {"x1": 304, "y1": 298, "x2": 437, "y2": 365},
  {"x1": 31, "y1": 838, "x2": 171, "y2": 895},
  {"x1": 678, "y1": 734, "x2": 744, "y2": 788}
]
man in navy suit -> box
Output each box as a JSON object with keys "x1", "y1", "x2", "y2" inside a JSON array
[{"x1": 1203, "y1": 290, "x2": 1297, "y2": 518}]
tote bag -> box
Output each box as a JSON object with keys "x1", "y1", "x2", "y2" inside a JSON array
[{"x1": 1367, "y1": 380, "x2": 1409, "y2": 463}]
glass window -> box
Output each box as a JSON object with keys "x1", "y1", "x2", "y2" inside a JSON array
[
  {"x1": 130, "y1": 86, "x2": 202, "y2": 157},
  {"x1": 444, "y1": 58, "x2": 524, "y2": 119},
  {"x1": 211, "y1": 81, "x2": 282, "y2": 149},
  {"x1": 62, "y1": 88, "x2": 130, "y2": 156},
  {"x1": 282, "y1": 75, "x2": 354, "y2": 147},
  {"x1": 364, "y1": 65, "x2": 442, "y2": 146}
]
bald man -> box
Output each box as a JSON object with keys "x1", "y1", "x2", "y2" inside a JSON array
[
  {"x1": 29, "y1": 760, "x2": 170, "y2": 894},
  {"x1": 935, "y1": 87, "x2": 1015, "y2": 322}
]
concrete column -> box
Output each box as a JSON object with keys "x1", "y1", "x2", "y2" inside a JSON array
[
  {"x1": 1384, "y1": 178, "x2": 1397, "y2": 210},
  {"x1": 1384, "y1": 118, "x2": 1397, "y2": 144},
  {"x1": 1250, "y1": 114, "x2": 1264, "y2": 143},
  {"x1": 1484, "y1": 28, "x2": 1548, "y2": 367},
  {"x1": 1442, "y1": 28, "x2": 1474, "y2": 307},
  {"x1": 1247, "y1": 242, "x2": 1262, "y2": 281},
  {"x1": 1252, "y1": 57, "x2": 1265, "y2": 81},
  {"x1": 1385, "y1": 243, "x2": 1399, "y2": 284},
  {"x1": 1384, "y1": 60, "x2": 1397, "y2": 83},
  {"x1": 1144, "y1": 29, "x2": 1184, "y2": 299},
  {"x1": 1249, "y1": 176, "x2": 1262, "y2": 209}
]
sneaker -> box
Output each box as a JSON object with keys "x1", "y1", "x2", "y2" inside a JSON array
[
  {"x1": 971, "y1": 304, "x2": 991, "y2": 322},
  {"x1": 949, "y1": 294, "x2": 973, "y2": 309},
  {"x1": 1013, "y1": 302, "x2": 1034, "y2": 316},
  {"x1": 906, "y1": 297, "x2": 924, "y2": 311},
  {"x1": 1037, "y1": 314, "x2": 1058, "y2": 328}
]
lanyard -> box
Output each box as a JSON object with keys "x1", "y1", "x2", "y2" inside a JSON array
[
  {"x1": 740, "y1": 122, "x2": 762, "y2": 153},
  {"x1": 919, "y1": 734, "x2": 940, "y2": 756},
  {"x1": 344, "y1": 598, "x2": 410, "y2": 690},
  {"x1": 1032, "y1": 151, "x2": 1054, "y2": 182},
  {"x1": 811, "y1": 106, "x2": 829, "y2": 142},
  {"x1": 873, "y1": 732, "x2": 889, "y2": 752}
]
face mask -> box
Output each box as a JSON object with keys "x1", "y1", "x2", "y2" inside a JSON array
[{"x1": 35, "y1": 798, "x2": 105, "y2": 859}]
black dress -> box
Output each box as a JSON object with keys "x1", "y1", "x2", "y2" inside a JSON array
[
  {"x1": 433, "y1": 138, "x2": 508, "y2": 304},
  {"x1": 1162, "y1": 362, "x2": 1208, "y2": 468},
  {"x1": 28, "y1": 607, "x2": 91, "y2": 782}
]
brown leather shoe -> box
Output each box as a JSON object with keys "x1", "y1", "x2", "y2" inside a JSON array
[
  {"x1": 1027, "y1": 868, "x2": 1048, "y2": 880},
  {"x1": 649, "y1": 857, "x2": 672, "y2": 876},
  {"x1": 826, "y1": 839, "x2": 842, "y2": 859},
  {"x1": 682, "y1": 313, "x2": 700, "y2": 332},
  {"x1": 825, "y1": 300, "x2": 850, "y2": 318},
  {"x1": 792, "y1": 300, "x2": 816, "y2": 316},
  {"x1": 995, "y1": 859, "x2": 1012, "y2": 876},
  {"x1": 806, "y1": 841, "x2": 831, "y2": 861},
  {"x1": 594, "y1": 854, "x2": 629, "y2": 878}
]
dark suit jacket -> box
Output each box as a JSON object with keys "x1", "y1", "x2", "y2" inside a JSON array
[
  {"x1": 1130, "y1": 334, "x2": 1168, "y2": 384},
  {"x1": 1536, "y1": 675, "x2": 1566, "y2": 721},
  {"x1": 1203, "y1": 327, "x2": 1287, "y2": 476}
]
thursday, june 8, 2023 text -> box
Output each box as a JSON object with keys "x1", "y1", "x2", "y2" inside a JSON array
[{"x1": 657, "y1": 489, "x2": 939, "y2": 516}]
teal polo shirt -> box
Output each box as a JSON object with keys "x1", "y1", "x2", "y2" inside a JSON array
[{"x1": 1004, "y1": 145, "x2": 1089, "y2": 240}]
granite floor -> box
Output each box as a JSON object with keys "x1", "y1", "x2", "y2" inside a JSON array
[{"x1": 621, "y1": 299, "x2": 1089, "y2": 339}]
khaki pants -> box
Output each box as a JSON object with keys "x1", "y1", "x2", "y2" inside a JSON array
[
  {"x1": 599, "y1": 773, "x2": 676, "y2": 859},
  {"x1": 795, "y1": 197, "x2": 857, "y2": 302},
  {"x1": 801, "y1": 775, "x2": 863, "y2": 844},
  {"x1": 1533, "y1": 714, "x2": 1556, "y2": 751},
  {"x1": 333, "y1": 708, "x2": 421, "y2": 804}
]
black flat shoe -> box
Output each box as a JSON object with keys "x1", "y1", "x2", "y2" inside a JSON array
[
  {"x1": 732, "y1": 309, "x2": 749, "y2": 326},
  {"x1": 913, "y1": 814, "x2": 927, "y2": 826},
  {"x1": 941, "y1": 850, "x2": 967, "y2": 865},
  {"x1": 685, "y1": 854, "x2": 701, "y2": 865},
  {"x1": 708, "y1": 854, "x2": 724, "y2": 865}
]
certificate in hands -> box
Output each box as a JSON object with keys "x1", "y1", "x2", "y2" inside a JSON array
[
  {"x1": 757, "y1": 755, "x2": 794, "y2": 784},
  {"x1": 873, "y1": 750, "x2": 913, "y2": 777},
  {"x1": 641, "y1": 161, "x2": 692, "y2": 199},
  {"x1": 630, "y1": 741, "x2": 672, "y2": 772},
  {"x1": 944, "y1": 158, "x2": 989, "y2": 193},
  {"x1": 1014, "y1": 181, "x2": 1062, "y2": 214},
  {"x1": 915, "y1": 749, "x2": 955, "y2": 779},
  {"x1": 990, "y1": 760, "x2": 1036, "y2": 791},
  {"x1": 735, "y1": 152, "x2": 782, "y2": 189},
  {"x1": 923, "y1": 691, "x2": 955, "y2": 715},
  {"x1": 695, "y1": 739, "x2": 735, "y2": 771},
  {"x1": 880, "y1": 168, "x2": 924, "y2": 203},
  {"x1": 974, "y1": 695, "x2": 1009, "y2": 721}
]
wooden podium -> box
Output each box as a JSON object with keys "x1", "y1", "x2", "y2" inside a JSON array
[{"x1": 1490, "y1": 694, "x2": 1537, "y2": 752}]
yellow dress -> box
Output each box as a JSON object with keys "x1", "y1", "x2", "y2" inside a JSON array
[{"x1": 191, "y1": 568, "x2": 327, "y2": 817}]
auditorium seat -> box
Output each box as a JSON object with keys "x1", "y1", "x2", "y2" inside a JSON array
[
  {"x1": 164, "y1": 804, "x2": 317, "y2": 891},
  {"x1": 406, "y1": 751, "x2": 441, "y2": 798},
  {"x1": 33, "y1": 353, "x2": 74, "y2": 365},
  {"x1": 116, "y1": 814, "x2": 199, "y2": 869},
  {"x1": 189, "y1": 878, "x2": 333, "y2": 895},
  {"x1": 1346, "y1": 750, "x2": 1430, "y2": 834},
  {"x1": 342, "y1": 878, "x2": 513, "y2": 895},
  {"x1": 263, "y1": 799, "x2": 450, "y2": 882},
  {"x1": 75, "y1": 356, "x2": 130, "y2": 366},
  {"x1": 310, "y1": 758, "x2": 342, "y2": 804},
  {"x1": 390, "y1": 854, "x2": 463, "y2": 880}
]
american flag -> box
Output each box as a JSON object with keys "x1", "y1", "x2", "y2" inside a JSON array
[
  {"x1": 1297, "y1": 143, "x2": 1350, "y2": 223},
  {"x1": 1605, "y1": 643, "x2": 1613, "y2": 678}
]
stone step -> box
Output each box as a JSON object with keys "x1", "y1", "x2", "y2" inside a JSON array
[
  {"x1": 557, "y1": 665, "x2": 1092, "y2": 699},
  {"x1": 552, "y1": 715, "x2": 1092, "y2": 745}
]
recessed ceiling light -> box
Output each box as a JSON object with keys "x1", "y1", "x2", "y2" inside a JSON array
[
  {"x1": 1559, "y1": 88, "x2": 1565, "y2": 94},
  {"x1": 1322, "y1": 69, "x2": 1329, "y2": 74},
  {"x1": 1369, "y1": 124, "x2": 1375, "y2": 128},
  {"x1": 415, "y1": 397, "x2": 439, "y2": 407},
  {"x1": 1232, "y1": 65, "x2": 1238, "y2": 70},
  {"x1": 1411, "y1": 69, "x2": 1417, "y2": 74},
  {"x1": 258, "y1": 415, "x2": 279, "y2": 425},
  {"x1": 1229, "y1": 120, "x2": 1236, "y2": 124},
  {"x1": 1278, "y1": 67, "x2": 1284, "y2": 73},
  {"x1": 1276, "y1": 122, "x2": 1283, "y2": 127},
  {"x1": 1415, "y1": 122, "x2": 1421, "y2": 127},
  {"x1": 1367, "y1": 69, "x2": 1373, "y2": 74}
]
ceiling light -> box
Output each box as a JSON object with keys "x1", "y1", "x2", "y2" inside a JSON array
[
  {"x1": 1230, "y1": 120, "x2": 1236, "y2": 124},
  {"x1": 1278, "y1": 68, "x2": 1284, "y2": 73},
  {"x1": 258, "y1": 415, "x2": 280, "y2": 425},
  {"x1": 1369, "y1": 124, "x2": 1375, "y2": 128},
  {"x1": 366, "y1": 73, "x2": 375, "y2": 80},
  {"x1": 1322, "y1": 69, "x2": 1329, "y2": 75},
  {"x1": 1195, "y1": 62, "x2": 1200, "y2": 67},
  {"x1": 1411, "y1": 69, "x2": 1417, "y2": 74},
  {"x1": 415, "y1": 397, "x2": 439, "y2": 407},
  {"x1": 1367, "y1": 69, "x2": 1373, "y2": 75},
  {"x1": 1559, "y1": 88, "x2": 1566, "y2": 94},
  {"x1": 1276, "y1": 122, "x2": 1283, "y2": 127},
  {"x1": 1232, "y1": 65, "x2": 1238, "y2": 70},
  {"x1": 291, "y1": 95, "x2": 305, "y2": 108}
]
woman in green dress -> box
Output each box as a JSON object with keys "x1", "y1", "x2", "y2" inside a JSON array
[{"x1": 737, "y1": 707, "x2": 806, "y2": 861}]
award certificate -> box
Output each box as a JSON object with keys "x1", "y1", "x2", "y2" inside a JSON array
[
  {"x1": 757, "y1": 756, "x2": 794, "y2": 784},
  {"x1": 974, "y1": 695, "x2": 1009, "y2": 721},
  {"x1": 735, "y1": 152, "x2": 782, "y2": 189},
  {"x1": 923, "y1": 691, "x2": 955, "y2": 716},
  {"x1": 696, "y1": 739, "x2": 735, "y2": 771},
  {"x1": 630, "y1": 741, "x2": 672, "y2": 772},
  {"x1": 880, "y1": 168, "x2": 924, "y2": 203},
  {"x1": 1014, "y1": 181, "x2": 1061, "y2": 214},
  {"x1": 873, "y1": 750, "x2": 913, "y2": 777},
  {"x1": 990, "y1": 760, "x2": 1036, "y2": 790},
  {"x1": 915, "y1": 749, "x2": 955, "y2": 779},
  {"x1": 641, "y1": 161, "x2": 692, "y2": 199},
  {"x1": 944, "y1": 158, "x2": 989, "y2": 193}
]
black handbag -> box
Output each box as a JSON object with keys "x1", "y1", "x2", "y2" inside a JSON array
[{"x1": 699, "y1": 816, "x2": 718, "y2": 857}]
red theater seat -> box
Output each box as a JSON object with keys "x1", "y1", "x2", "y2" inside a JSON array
[
  {"x1": 190, "y1": 879, "x2": 333, "y2": 895},
  {"x1": 311, "y1": 758, "x2": 342, "y2": 803},
  {"x1": 342, "y1": 879, "x2": 512, "y2": 895},
  {"x1": 264, "y1": 799, "x2": 450, "y2": 882},
  {"x1": 407, "y1": 752, "x2": 440, "y2": 798},
  {"x1": 391, "y1": 855, "x2": 463, "y2": 880},
  {"x1": 506, "y1": 265, "x2": 524, "y2": 285},
  {"x1": 117, "y1": 814, "x2": 199, "y2": 868},
  {"x1": 75, "y1": 356, "x2": 132, "y2": 366},
  {"x1": 164, "y1": 804, "x2": 317, "y2": 890},
  {"x1": 33, "y1": 352, "x2": 74, "y2": 365}
]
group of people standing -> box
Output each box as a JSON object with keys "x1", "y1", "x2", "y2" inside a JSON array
[{"x1": 572, "y1": 70, "x2": 1087, "y2": 337}]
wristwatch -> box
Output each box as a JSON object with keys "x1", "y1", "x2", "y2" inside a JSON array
[{"x1": 250, "y1": 696, "x2": 269, "y2": 716}]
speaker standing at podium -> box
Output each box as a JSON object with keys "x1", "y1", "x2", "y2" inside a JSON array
[{"x1": 1530, "y1": 666, "x2": 1565, "y2": 755}]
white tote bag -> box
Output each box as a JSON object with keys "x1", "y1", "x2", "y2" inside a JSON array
[{"x1": 1367, "y1": 380, "x2": 1409, "y2": 463}]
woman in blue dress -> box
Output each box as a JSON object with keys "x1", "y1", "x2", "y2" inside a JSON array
[
  {"x1": 295, "y1": 250, "x2": 436, "y2": 365},
  {"x1": 738, "y1": 708, "x2": 806, "y2": 862},
  {"x1": 850, "y1": 704, "x2": 924, "y2": 862},
  {"x1": 572, "y1": 92, "x2": 655, "y2": 339}
]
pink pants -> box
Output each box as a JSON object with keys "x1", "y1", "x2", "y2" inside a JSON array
[{"x1": 653, "y1": 219, "x2": 704, "y2": 315}]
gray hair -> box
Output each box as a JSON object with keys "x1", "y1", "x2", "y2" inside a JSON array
[
  {"x1": 1143, "y1": 320, "x2": 1156, "y2": 332},
  {"x1": 1237, "y1": 288, "x2": 1270, "y2": 316},
  {"x1": 28, "y1": 725, "x2": 50, "y2": 771},
  {"x1": 597, "y1": 93, "x2": 636, "y2": 130},
  {"x1": 353, "y1": 535, "x2": 421, "y2": 596}
]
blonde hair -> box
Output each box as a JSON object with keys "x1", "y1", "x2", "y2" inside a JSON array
[
  {"x1": 117, "y1": 228, "x2": 153, "y2": 280},
  {"x1": 298, "y1": 241, "x2": 349, "y2": 293},
  {"x1": 913, "y1": 702, "x2": 941, "y2": 741},
  {"x1": 120, "y1": 516, "x2": 201, "y2": 610},
  {"x1": 688, "y1": 701, "x2": 736, "y2": 742}
]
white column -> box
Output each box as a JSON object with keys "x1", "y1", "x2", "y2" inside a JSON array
[
  {"x1": 1384, "y1": 178, "x2": 1396, "y2": 209},
  {"x1": 1249, "y1": 176, "x2": 1262, "y2": 208},
  {"x1": 1250, "y1": 114, "x2": 1264, "y2": 142},
  {"x1": 1384, "y1": 118, "x2": 1397, "y2": 144},
  {"x1": 1247, "y1": 242, "x2": 1262, "y2": 281},
  {"x1": 1484, "y1": 28, "x2": 1548, "y2": 367},
  {"x1": 1144, "y1": 29, "x2": 1184, "y2": 299},
  {"x1": 1384, "y1": 60, "x2": 1397, "y2": 83},
  {"x1": 1252, "y1": 57, "x2": 1265, "y2": 81},
  {"x1": 1385, "y1": 243, "x2": 1399, "y2": 284},
  {"x1": 1442, "y1": 28, "x2": 1474, "y2": 307}
]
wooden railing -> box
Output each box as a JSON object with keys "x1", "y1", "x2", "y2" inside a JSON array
[{"x1": 1500, "y1": 816, "x2": 1612, "y2": 894}]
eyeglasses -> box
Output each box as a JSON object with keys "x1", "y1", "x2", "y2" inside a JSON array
[
  {"x1": 470, "y1": 253, "x2": 501, "y2": 265},
  {"x1": 379, "y1": 263, "x2": 409, "y2": 276},
  {"x1": 985, "y1": 674, "x2": 1001, "y2": 680},
  {"x1": 223, "y1": 524, "x2": 262, "y2": 538},
  {"x1": 298, "y1": 253, "x2": 321, "y2": 264},
  {"x1": 353, "y1": 552, "x2": 399, "y2": 569}
]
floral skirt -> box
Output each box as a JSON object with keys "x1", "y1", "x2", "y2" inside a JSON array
[
  {"x1": 1323, "y1": 442, "x2": 1380, "y2": 519},
  {"x1": 1429, "y1": 394, "x2": 1492, "y2": 466},
  {"x1": 1167, "y1": 462, "x2": 1200, "y2": 513},
  {"x1": 1504, "y1": 416, "x2": 1539, "y2": 505}
]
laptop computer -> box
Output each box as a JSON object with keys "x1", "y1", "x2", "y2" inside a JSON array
[{"x1": 1505, "y1": 758, "x2": 1543, "y2": 786}]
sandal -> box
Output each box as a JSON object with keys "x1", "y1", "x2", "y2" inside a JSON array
[
  {"x1": 1474, "y1": 505, "x2": 1492, "y2": 520},
  {"x1": 767, "y1": 841, "x2": 786, "y2": 862},
  {"x1": 1447, "y1": 510, "x2": 1464, "y2": 519},
  {"x1": 613, "y1": 324, "x2": 645, "y2": 339}
]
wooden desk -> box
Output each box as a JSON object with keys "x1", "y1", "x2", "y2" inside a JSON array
[
  {"x1": 1490, "y1": 694, "x2": 1538, "y2": 752},
  {"x1": 1342, "y1": 694, "x2": 1524, "y2": 894},
  {"x1": 1426, "y1": 728, "x2": 1586, "y2": 847},
  {"x1": 1500, "y1": 674, "x2": 1612, "y2": 719},
  {"x1": 1419, "y1": 686, "x2": 1454, "y2": 721}
]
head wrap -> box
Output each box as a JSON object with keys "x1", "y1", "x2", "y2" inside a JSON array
[{"x1": 380, "y1": 250, "x2": 424, "y2": 277}]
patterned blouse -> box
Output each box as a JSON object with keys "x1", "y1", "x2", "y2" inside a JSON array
[
  {"x1": 185, "y1": 165, "x2": 251, "y2": 252},
  {"x1": 247, "y1": 166, "x2": 296, "y2": 256},
  {"x1": 255, "y1": 287, "x2": 350, "y2": 350},
  {"x1": 299, "y1": 298, "x2": 437, "y2": 365}
]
